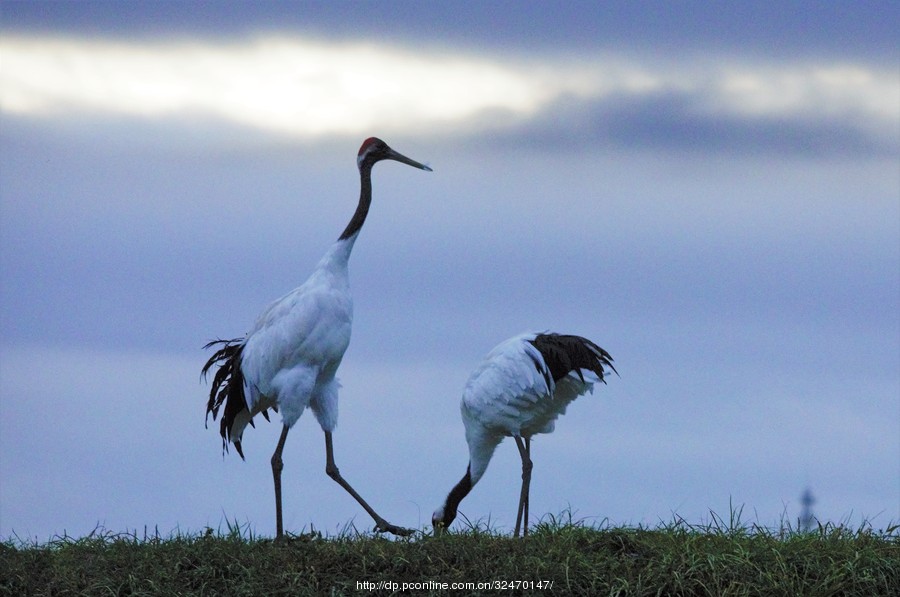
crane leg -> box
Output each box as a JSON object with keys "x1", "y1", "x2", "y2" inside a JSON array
[
  {"x1": 271, "y1": 424, "x2": 290, "y2": 540},
  {"x1": 524, "y1": 436, "x2": 531, "y2": 536},
  {"x1": 513, "y1": 435, "x2": 533, "y2": 538},
  {"x1": 323, "y1": 431, "x2": 413, "y2": 537}
]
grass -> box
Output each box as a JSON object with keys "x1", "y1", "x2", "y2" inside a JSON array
[{"x1": 2, "y1": 511, "x2": 898, "y2": 596}]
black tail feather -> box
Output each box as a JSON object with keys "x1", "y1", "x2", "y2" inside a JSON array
[
  {"x1": 529, "y1": 333, "x2": 617, "y2": 387},
  {"x1": 202, "y1": 338, "x2": 249, "y2": 458}
]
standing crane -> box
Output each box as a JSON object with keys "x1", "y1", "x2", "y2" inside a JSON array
[
  {"x1": 432, "y1": 332, "x2": 615, "y2": 537},
  {"x1": 203, "y1": 137, "x2": 431, "y2": 539}
]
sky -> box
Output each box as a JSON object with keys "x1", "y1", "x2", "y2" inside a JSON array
[{"x1": 1, "y1": 1, "x2": 898, "y2": 542}]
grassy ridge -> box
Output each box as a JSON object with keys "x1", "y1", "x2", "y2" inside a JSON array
[{"x1": 3, "y1": 516, "x2": 898, "y2": 596}]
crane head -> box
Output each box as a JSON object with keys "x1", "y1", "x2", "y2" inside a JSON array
[
  {"x1": 358, "y1": 137, "x2": 432, "y2": 172},
  {"x1": 431, "y1": 504, "x2": 455, "y2": 535}
]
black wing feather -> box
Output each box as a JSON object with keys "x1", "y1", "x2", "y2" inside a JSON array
[
  {"x1": 528, "y1": 333, "x2": 617, "y2": 386},
  {"x1": 202, "y1": 338, "x2": 249, "y2": 458}
]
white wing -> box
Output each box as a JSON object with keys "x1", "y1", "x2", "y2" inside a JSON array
[
  {"x1": 461, "y1": 333, "x2": 550, "y2": 435},
  {"x1": 240, "y1": 249, "x2": 352, "y2": 419},
  {"x1": 461, "y1": 332, "x2": 601, "y2": 438}
]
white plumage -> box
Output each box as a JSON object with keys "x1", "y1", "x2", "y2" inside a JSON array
[
  {"x1": 203, "y1": 137, "x2": 430, "y2": 539},
  {"x1": 238, "y1": 241, "x2": 353, "y2": 436},
  {"x1": 433, "y1": 331, "x2": 616, "y2": 537}
]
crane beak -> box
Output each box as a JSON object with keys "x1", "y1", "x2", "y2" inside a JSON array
[{"x1": 388, "y1": 149, "x2": 433, "y2": 172}]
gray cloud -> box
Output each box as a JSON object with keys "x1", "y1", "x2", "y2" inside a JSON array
[
  {"x1": 479, "y1": 91, "x2": 899, "y2": 158},
  {"x1": 3, "y1": 1, "x2": 898, "y2": 61}
]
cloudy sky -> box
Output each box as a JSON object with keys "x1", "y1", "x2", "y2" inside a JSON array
[{"x1": 1, "y1": 1, "x2": 898, "y2": 541}]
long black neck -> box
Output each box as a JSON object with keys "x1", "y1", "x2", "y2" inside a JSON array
[
  {"x1": 339, "y1": 163, "x2": 373, "y2": 241},
  {"x1": 444, "y1": 464, "x2": 474, "y2": 522}
]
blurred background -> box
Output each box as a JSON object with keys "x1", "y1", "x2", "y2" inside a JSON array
[{"x1": 1, "y1": 1, "x2": 898, "y2": 540}]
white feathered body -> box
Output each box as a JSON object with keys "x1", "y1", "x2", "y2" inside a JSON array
[
  {"x1": 230, "y1": 237, "x2": 357, "y2": 445},
  {"x1": 204, "y1": 138, "x2": 432, "y2": 463},
  {"x1": 461, "y1": 332, "x2": 602, "y2": 484}
]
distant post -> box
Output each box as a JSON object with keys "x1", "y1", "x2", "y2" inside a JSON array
[{"x1": 799, "y1": 487, "x2": 816, "y2": 532}]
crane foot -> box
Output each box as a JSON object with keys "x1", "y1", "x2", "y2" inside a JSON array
[{"x1": 373, "y1": 520, "x2": 414, "y2": 537}]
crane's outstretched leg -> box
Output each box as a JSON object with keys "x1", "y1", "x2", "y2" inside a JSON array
[
  {"x1": 323, "y1": 431, "x2": 412, "y2": 537},
  {"x1": 513, "y1": 435, "x2": 533, "y2": 538},
  {"x1": 271, "y1": 425, "x2": 290, "y2": 540}
]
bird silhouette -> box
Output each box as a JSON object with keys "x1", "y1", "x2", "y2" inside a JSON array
[
  {"x1": 203, "y1": 137, "x2": 431, "y2": 538},
  {"x1": 433, "y1": 332, "x2": 615, "y2": 537}
]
